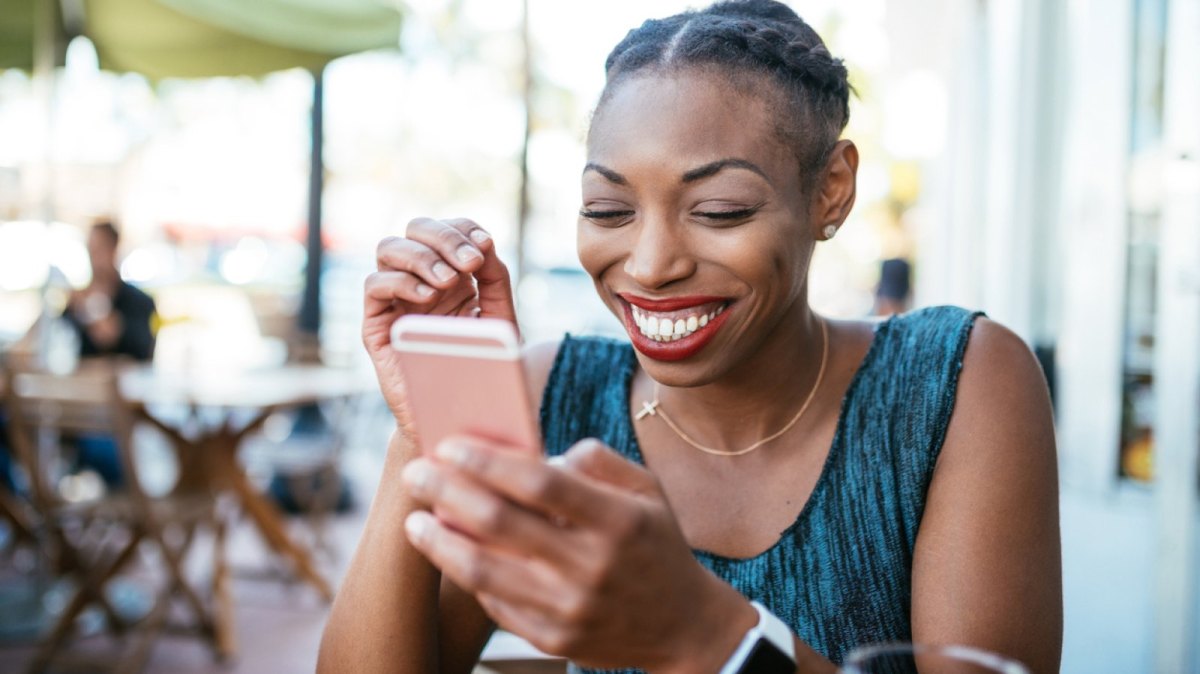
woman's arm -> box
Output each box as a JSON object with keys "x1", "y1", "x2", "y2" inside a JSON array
[
  {"x1": 317, "y1": 431, "x2": 497, "y2": 674},
  {"x1": 911, "y1": 318, "x2": 1063, "y2": 672},
  {"x1": 319, "y1": 220, "x2": 522, "y2": 673}
]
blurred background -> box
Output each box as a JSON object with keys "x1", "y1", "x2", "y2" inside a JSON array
[{"x1": 0, "y1": 0, "x2": 1197, "y2": 672}]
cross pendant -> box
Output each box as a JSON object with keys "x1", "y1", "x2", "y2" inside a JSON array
[{"x1": 635, "y1": 400, "x2": 659, "y2": 421}]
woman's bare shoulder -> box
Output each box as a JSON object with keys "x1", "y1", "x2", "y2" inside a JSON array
[
  {"x1": 912, "y1": 316, "x2": 1062, "y2": 672},
  {"x1": 522, "y1": 338, "x2": 564, "y2": 410},
  {"x1": 955, "y1": 317, "x2": 1051, "y2": 426},
  {"x1": 937, "y1": 315, "x2": 1056, "y2": 473}
]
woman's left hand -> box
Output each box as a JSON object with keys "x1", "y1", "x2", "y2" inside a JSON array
[{"x1": 400, "y1": 437, "x2": 756, "y2": 672}]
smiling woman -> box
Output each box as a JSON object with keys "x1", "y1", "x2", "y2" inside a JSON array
[{"x1": 319, "y1": 2, "x2": 1062, "y2": 673}]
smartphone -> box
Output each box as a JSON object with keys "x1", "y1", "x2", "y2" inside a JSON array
[{"x1": 390, "y1": 314, "x2": 541, "y2": 456}]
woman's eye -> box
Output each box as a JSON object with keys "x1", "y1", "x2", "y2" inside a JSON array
[
  {"x1": 693, "y1": 207, "x2": 759, "y2": 222},
  {"x1": 579, "y1": 209, "x2": 635, "y2": 223}
]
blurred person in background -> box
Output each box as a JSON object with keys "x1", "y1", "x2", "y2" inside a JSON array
[
  {"x1": 65, "y1": 221, "x2": 157, "y2": 488},
  {"x1": 321, "y1": 1, "x2": 1062, "y2": 672},
  {"x1": 65, "y1": 221, "x2": 157, "y2": 362},
  {"x1": 871, "y1": 257, "x2": 911, "y2": 317},
  {"x1": 5, "y1": 221, "x2": 157, "y2": 489}
]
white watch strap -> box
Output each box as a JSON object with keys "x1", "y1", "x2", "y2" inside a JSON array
[
  {"x1": 752, "y1": 601, "x2": 796, "y2": 659},
  {"x1": 717, "y1": 601, "x2": 796, "y2": 674}
]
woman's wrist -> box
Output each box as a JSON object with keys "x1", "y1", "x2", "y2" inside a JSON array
[
  {"x1": 374, "y1": 429, "x2": 425, "y2": 510},
  {"x1": 654, "y1": 576, "x2": 759, "y2": 673},
  {"x1": 388, "y1": 427, "x2": 418, "y2": 457}
]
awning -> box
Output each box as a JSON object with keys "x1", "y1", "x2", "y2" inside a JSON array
[
  {"x1": 0, "y1": 0, "x2": 402, "y2": 77},
  {"x1": 0, "y1": 0, "x2": 44, "y2": 72}
]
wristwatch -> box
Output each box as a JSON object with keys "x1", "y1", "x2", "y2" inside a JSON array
[{"x1": 718, "y1": 601, "x2": 796, "y2": 674}]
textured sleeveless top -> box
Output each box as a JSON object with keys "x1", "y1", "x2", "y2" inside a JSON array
[{"x1": 538, "y1": 306, "x2": 983, "y2": 673}]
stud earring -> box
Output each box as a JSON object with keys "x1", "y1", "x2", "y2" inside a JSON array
[{"x1": 823, "y1": 224, "x2": 838, "y2": 239}]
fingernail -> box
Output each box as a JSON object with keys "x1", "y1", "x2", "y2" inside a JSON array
[
  {"x1": 547, "y1": 455, "x2": 568, "y2": 468},
  {"x1": 405, "y1": 512, "x2": 432, "y2": 544},
  {"x1": 402, "y1": 461, "x2": 433, "y2": 494},
  {"x1": 456, "y1": 245, "x2": 482, "y2": 264},
  {"x1": 469, "y1": 229, "x2": 491, "y2": 244},
  {"x1": 415, "y1": 283, "x2": 434, "y2": 298},
  {"x1": 432, "y1": 261, "x2": 455, "y2": 282},
  {"x1": 436, "y1": 439, "x2": 470, "y2": 466}
]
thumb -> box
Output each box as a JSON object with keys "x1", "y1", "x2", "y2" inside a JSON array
[
  {"x1": 471, "y1": 243, "x2": 517, "y2": 324},
  {"x1": 561, "y1": 439, "x2": 659, "y2": 497}
]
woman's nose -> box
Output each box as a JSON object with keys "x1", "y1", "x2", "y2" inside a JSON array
[{"x1": 622, "y1": 216, "x2": 695, "y2": 290}]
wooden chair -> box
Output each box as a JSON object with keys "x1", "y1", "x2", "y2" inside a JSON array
[
  {"x1": 0, "y1": 357, "x2": 40, "y2": 564},
  {"x1": 2, "y1": 361, "x2": 233, "y2": 673},
  {"x1": 0, "y1": 485, "x2": 39, "y2": 562}
]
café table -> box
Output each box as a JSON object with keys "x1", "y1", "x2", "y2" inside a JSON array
[{"x1": 118, "y1": 363, "x2": 376, "y2": 602}]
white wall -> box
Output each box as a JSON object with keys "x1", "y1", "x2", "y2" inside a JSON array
[{"x1": 1152, "y1": 0, "x2": 1200, "y2": 668}]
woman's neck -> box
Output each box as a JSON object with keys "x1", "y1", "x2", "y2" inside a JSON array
[{"x1": 649, "y1": 298, "x2": 829, "y2": 453}]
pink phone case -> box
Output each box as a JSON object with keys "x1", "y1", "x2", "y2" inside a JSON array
[{"x1": 391, "y1": 315, "x2": 541, "y2": 455}]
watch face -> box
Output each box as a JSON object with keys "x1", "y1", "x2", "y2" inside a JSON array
[{"x1": 741, "y1": 638, "x2": 796, "y2": 673}]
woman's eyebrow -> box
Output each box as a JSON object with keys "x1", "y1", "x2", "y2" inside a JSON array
[
  {"x1": 583, "y1": 158, "x2": 768, "y2": 185},
  {"x1": 582, "y1": 163, "x2": 627, "y2": 185},
  {"x1": 681, "y1": 158, "x2": 769, "y2": 183}
]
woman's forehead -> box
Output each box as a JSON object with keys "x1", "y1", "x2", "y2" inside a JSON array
[{"x1": 587, "y1": 71, "x2": 796, "y2": 181}]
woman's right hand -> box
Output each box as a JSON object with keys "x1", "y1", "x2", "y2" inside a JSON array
[{"x1": 363, "y1": 217, "x2": 517, "y2": 431}]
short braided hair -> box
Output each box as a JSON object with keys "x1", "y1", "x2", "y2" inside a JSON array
[{"x1": 596, "y1": 0, "x2": 851, "y2": 183}]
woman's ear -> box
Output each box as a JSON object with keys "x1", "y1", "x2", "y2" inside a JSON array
[{"x1": 809, "y1": 139, "x2": 858, "y2": 240}]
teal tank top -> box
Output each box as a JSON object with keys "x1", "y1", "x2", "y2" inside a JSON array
[{"x1": 538, "y1": 306, "x2": 983, "y2": 672}]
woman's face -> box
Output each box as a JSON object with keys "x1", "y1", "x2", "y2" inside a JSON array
[{"x1": 578, "y1": 70, "x2": 820, "y2": 385}]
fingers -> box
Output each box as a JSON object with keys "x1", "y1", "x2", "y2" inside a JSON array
[
  {"x1": 363, "y1": 268, "x2": 477, "y2": 317},
  {"x1": 405, "y1": 217, "x2": 490, "y2": 276},
  {"x1": 433, "y1": 436, "x2": 614, "y2": 525},
  {"x1": 373, "y1": 218, "x2": 515, "y2": 324},
  {"x1": 476, "y1": 593, "x2": 573, "y2": 657},
  {"x1": 376, "y1": 234, "x2": 466, "y2": 289},
  {"x1": 404, "y1": 510, "x2": 563, "y2": 613},
  {"x1": 364, "y1": 270, "x2": 435, "y2": 308},
  {"x1": 562, "y1": 440, "x2": 661, "y2": 498},
  {"x1": 401, "y1": 457, "x2": 572, "y2": 564},
  {"x1": 414, "y1": 217, "x2": 515, "y2": 322}
]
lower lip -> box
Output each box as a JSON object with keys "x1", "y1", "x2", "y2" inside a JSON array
[{"x1": 621, "y1": 301, "x2": 733, "y2": 362}]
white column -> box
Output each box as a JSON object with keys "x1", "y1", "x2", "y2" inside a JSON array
[
  {"x1": 918, "y1": 0, "x2": 986, "y2": 312},
  {"x1": 979, "y1": 0, "x2": 1032, "y2": 337},
  {"x1": 919, "y1": 0, "x2": 1065, "y2": 344},
  {"x1": 1153, "y1": 0, "x2": 1200, "y2": 668},
  {"x1": 1054, "y1": 0, "x2": 1133, "y2": 494}
]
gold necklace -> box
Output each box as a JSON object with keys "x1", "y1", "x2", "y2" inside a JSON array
[{"x1": 635, "y1": 316, "x2": 829, "y2": 457}]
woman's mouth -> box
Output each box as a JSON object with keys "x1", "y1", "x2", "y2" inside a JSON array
[
  {"x1": 617, "y1": 294, "x2": 734, "y2": 361},
  {"x1": 629, "y1": 303, "x2": 726, "y2": 341}
]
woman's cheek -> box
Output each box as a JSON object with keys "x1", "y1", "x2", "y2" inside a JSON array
[{"x1": 576, "y1": 223, "x2": 623, "y2": 280}]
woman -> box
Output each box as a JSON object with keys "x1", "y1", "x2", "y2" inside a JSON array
[{"x1": 319, "y1": 1, "x2": 1062, "y2": 672}]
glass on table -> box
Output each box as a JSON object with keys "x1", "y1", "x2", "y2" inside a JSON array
[{"x1": 841, "y1": 643, "x2": 1030, "y2": 674}]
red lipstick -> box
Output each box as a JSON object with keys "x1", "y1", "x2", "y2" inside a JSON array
[
  {"x1": 618, "y1": 294, "x2": 727, "y2": 312},
  {"x1": 618, "y1": 296, "x2": 734, "y2": 362}
]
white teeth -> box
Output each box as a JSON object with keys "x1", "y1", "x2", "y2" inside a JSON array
[{"x1": 630, "y1": 304, "x2": 726, "y2": 341}]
